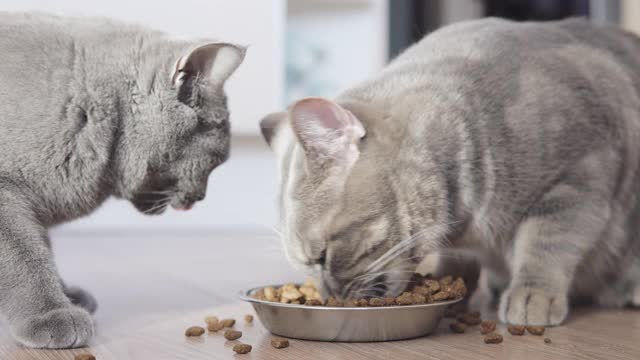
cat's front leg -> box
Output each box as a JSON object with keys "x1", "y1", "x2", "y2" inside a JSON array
[
  {"x1": 0, "y1": 188, "x2": 93, "y2": 348},
  {"x1": 499, "y1": 187, "x2": 609, "y2": 326}
]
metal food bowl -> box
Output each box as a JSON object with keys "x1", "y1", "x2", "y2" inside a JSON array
[{"x1": 239, "y1": 285, "x2": 462, "y2": 342}]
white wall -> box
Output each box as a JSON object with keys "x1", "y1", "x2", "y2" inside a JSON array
[
  {"x1": 286, "y1": 0, "x2": 388, "y2": 103},
  {"x1": 1, "y1": 0, "x2": 285, "y2": 135}
]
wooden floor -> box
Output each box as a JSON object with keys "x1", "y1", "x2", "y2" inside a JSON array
[{"x1": 0, "y1": 230, "x2": 638, "y2": 360}]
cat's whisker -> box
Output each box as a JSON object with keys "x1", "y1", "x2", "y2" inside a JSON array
[
  {"x1": 351, "y1": 269, "x2": 415, "y2": 282},
  {"x1": 142, "y1": 197, "x2": 171, "y2": 214},
  {"x1": 366, "y1": 221, "x2": 460, "y2": 273}
]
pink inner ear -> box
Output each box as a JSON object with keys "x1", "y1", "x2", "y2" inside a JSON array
[
  {"x1": 290, "y1": 97, "x2": 365, "y2": 163},
  {"x1": 292, "y1": 98, "x2": 343, "y2": 131}
]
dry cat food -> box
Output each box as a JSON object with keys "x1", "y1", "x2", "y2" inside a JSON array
[
  {"x1": 205, "y1": 316, "x2": 224, "y2": 332},
  {"x1": 185, "y1": 326, "x2": 205, "y2": 337},
  {"x1": 544, "y1": 337, "x2": 552, "y2": 344},
  {"x1": 224, "y1": 329, "x2": 243, "y2": 340},
  {"x1": 271, "y1": 337, "x2": 290, "y2": 349},
  {"x1": 233, "y1": 343, "x2": 252, "y2": 354},
  {"x1": 526, "y1": 326, "x2": 546, "y2": 336},
  {"x1": 250, "y1": 274, "x2": 466, "y2": 307},
  {"x1": 205, "y1": 316, "x2": 219, "y2": 326},
  {"x1": 244, "y1": 314, "x2": 254, "y2": 323},
  {"x1": 221, "y1": 318, "x2": 236, "y2": 328},
  {"x1": 480, "y1": 320, "x2": 497, "y2": 334},
  {"x1": 507, "y1": 325, "x2": 526, "y2": 336},
  {"x1": 207, "y1": 321, "x2": 224, "y2": 332},
  {"x1": 75, "y1": 355, "x2": 96, "y2": 360},
  {"x1": 450, "y1": 321, "x2": 467, "y2": 333},
  {"x1": 484, "y1": 332, "x2": 503, "y2": 344}
]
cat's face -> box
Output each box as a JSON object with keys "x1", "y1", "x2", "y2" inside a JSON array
[
  {"x1": 116, "y1": 43, "x2": 245, "y2": 214},
  {"x1": 261, "y1": 98, "x2": 423, "y2": 299}
]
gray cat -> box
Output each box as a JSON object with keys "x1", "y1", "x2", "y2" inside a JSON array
[
  {"x1": 0, "y1": 12, "x2": 245, "y2": 348},
  {"x1": 261, "y1": 18, "x2": 640, "y2": 326}
]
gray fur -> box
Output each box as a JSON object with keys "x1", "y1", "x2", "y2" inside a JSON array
[
  {"x1": 262, "y1": 18, "x2": 640, "y2": 326},
  {"x1": 0, "y1": 12, "x2": 244, "y2": 348}
]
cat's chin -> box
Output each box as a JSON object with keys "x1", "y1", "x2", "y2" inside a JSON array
[
  {"x1": 132, "y1": 201, "x2": 169, "y2": 215},
  {"x1": 130, "y1": 195, "x2": 170, "y2": 215}
]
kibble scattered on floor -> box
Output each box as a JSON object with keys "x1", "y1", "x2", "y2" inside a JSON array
[
  {"x1": 271, "y1": 337, "x2": 290, "y2": 349},
  {"x1": 74, "y1": 355, "x2": 96, "y2": 360},
  {"x1": 184, "y1": 326, "x2": 205, "y2": 337},
  {"x1": 233, "y1": 343, "x2": 252, "y2": 354}
]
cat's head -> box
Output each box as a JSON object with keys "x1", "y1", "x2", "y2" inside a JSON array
[
  {"x1": 115, "y1": 43, "x2": 245, "y2": 214},
  {"x1": 261, "y1": 98, "x2": 441, "y2": 299}
]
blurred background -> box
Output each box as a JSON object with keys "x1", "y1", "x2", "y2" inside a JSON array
[
  {"x1": 1, "y1": 0, "x2": 640, "y2": 336},
  {"x1": 0, "y1": 0, "x2": 636, "y2": 235}
]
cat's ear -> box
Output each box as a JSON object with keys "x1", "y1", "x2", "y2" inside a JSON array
[
  {"x1": 290, "y1": 97, "x2": 365, "y2": 167},
  {"x1": 260, "y1": 111, "x2": 287, "y2": 147},
  {"x1": 171, "y1": 43, "x2": 246, "y2": 89}
]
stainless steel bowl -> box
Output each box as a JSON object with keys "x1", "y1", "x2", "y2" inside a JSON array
[{"x1": 239, "y1": 285, "x2": 462, "y2": 342}]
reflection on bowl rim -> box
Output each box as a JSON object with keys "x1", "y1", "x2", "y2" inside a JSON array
[{"x1": 239, "y1": 285, "x2": 463, "y2": 311}]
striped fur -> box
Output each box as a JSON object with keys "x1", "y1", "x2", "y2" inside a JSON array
[{"x1": 262, "y1": 18, "x2": 640, "y2": 326}]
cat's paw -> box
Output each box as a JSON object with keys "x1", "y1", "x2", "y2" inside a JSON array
[
  {"x1": 11, "y1": 307, "x2": 94, "y2": 348},
  {"x1": 498, "y1": 285, "x2": 568, "y2": 326},
  {"x1": 65, "y1": 286, "x2": 98, "y2": 314}
]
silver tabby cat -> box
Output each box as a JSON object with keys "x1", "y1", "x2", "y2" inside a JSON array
[
  {"x1": 0, "y1": 13, "x2": 245, "y2": 348},
  {"x1": 261, "y1": 18, "x2": 640, "y2": 326}
]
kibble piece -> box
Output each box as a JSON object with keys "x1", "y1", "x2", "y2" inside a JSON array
[
  {"x1": 299, "y1": 284, "x2": 322, "y2": 301},
  {"x1": 251, "y1": 289, "x2": 266, "y2": 301},
  {"x1": 299, "y1": 285, "x2": 316, "y2": 299},
  {"x1": 457, "y1": 313, "x2": 482, "y2": 326},
  {"x1": 440, "y1": 275, "x2": 453, "y2": 286},
  {"x1": 357, "y1": 299, "x2": 369, "y2": 307},
  {"x1": 411, "y1": 293, "x2": 427, "y2": 304},
  {"x1": 263, "y1": 287, "x2": 277, "y2": 301},
  {"x1": 205, "y1": 316, "x2": 219, "y2": 327},
  {"x1": 484, "y1": 332, "x2": 503, "y2": 344},
  {"x1": 244, "y1": 314, "x2": 254, "y2": 323},
  {"x1": 344, "y1": 299, "x2": 358, "y2": 307},
  {"x1": 207, "y1": 321, "x2": 224, "y2": 332},
  {"x1": 326, "y1": 297, "x2": 344, "y2": 307},
  {"x1": 75, "y1": 355, "x2": 96, "y2": 360},
  {"x1": 507, "y1": 325, "x2": 525, "y2": 336},
  {"x1": 233, "y1": 343, "x2": 252, "y2": 354},
  {"x1": 185, "y1": 326, "x2": 205, "y2": 337},
  {"x1": 412, "y1": 286, "x2": 430, "y2": 295},
  {"x1": 450, "y1": 277, "x2": 468, "y2": 298},
  {"x1": 480, "y1": 320, "x2": 496, "y2": 334},
  {"x1": 450, "y1": 322, "x2": 467, "y2": 333},
  {"x1": 280, "y1": 287, "x2": 303, "y2": 303},
  {"x1": 305, "y1": 299, "x2": 323, "y2": 306},
  {"x1": 526, "y1": 326, "x2": 546, "y2": 336},
  {"x1": 544, "y1": 338, "x2": 552, "y2": 344},
  {"x1": 221, "y1": 319, "x2": 236, "y2": 328},
  {"x1": 224, "y1": 329, "x2": 242, "y2": 341},
  {"x1": 424, "y1": 279, "x2": 441, "y2": 294},
  {"x1": 383, "y1": 297, "x2": 396, "y2": 306},
  {"x1": 396, "y1": 292, "x2": 415, "y2": 305},
  {"x1": 369, "y1": 297, "x2": 386, "y2": 307},
  {"x1": 432, "y1": 290, "x2": 451, "y2": 302},
  {"x1": 271, "y1": 337, "x2": 290, "y2": 349}
]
